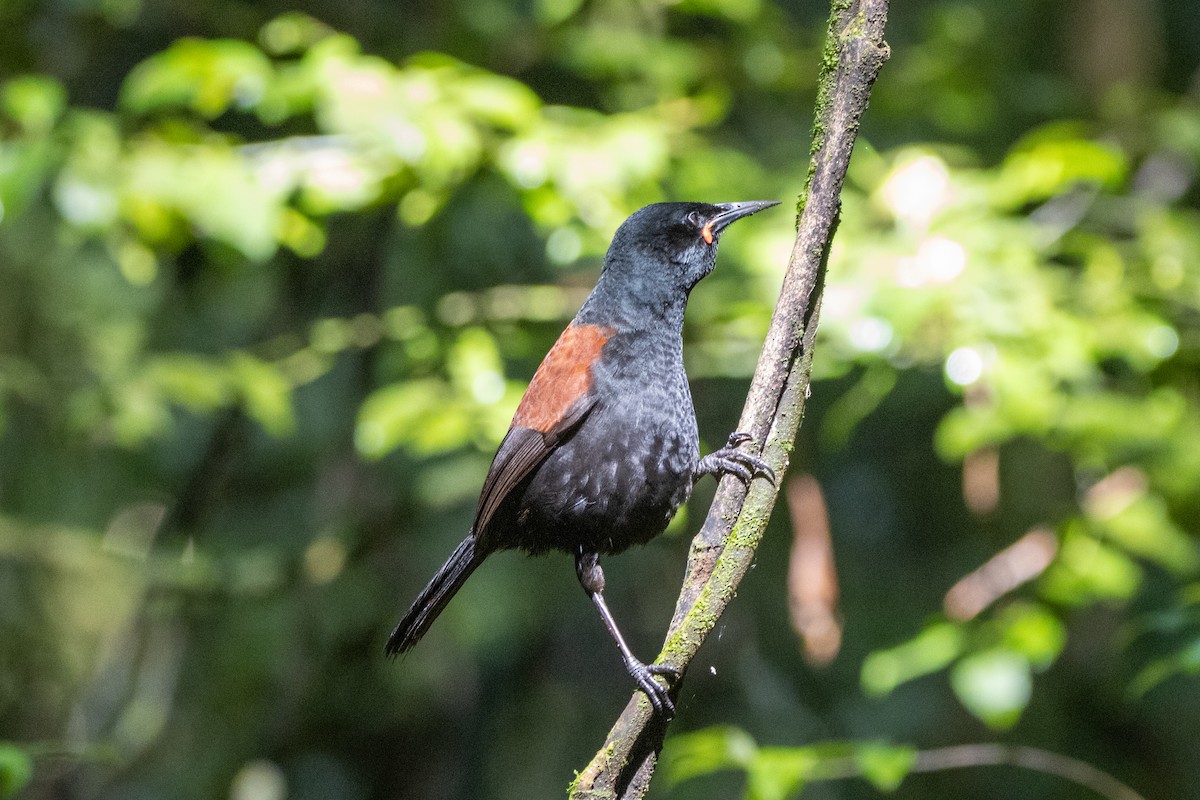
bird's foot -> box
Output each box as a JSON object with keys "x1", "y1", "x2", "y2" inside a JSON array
[
  {"x1": 625, "y1": 658, "x2": 680, "y2": 718},
  {"x1": 695, "y1": 431, "x2": 776, "y2": 486}
]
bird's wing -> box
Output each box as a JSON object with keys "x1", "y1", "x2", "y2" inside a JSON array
[
  {"x1": 471, "y1": 322, "x2": 614, "y2": 540},
  {"x1": 472, "y1": 397, "x2": 596, "y2": 539}
]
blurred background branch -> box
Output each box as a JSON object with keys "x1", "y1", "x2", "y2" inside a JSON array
[{"x1": 663, "y1": 732, "x2": 1147, "y2": 800}]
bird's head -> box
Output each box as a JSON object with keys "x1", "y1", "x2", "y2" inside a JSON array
[{"x1": 604, "y1": 201, "x2": 780, "y2": 293}]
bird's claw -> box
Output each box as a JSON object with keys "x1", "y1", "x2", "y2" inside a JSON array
[
  {"x1": 726, "y1": 431, "x2": 753, "y2": 448},
  {"x1": 627, "y1": 659, "x2": 678, "y2": 718},
  {"x1": 697, "y1": 431, "x2": 776, "y2": 486}
]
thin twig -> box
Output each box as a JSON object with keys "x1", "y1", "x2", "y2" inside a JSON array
[{"x1": 812, "y1": 744, "x2": 1147, "y2": 800}]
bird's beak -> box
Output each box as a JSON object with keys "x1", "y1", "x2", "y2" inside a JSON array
[{"x1": 702, "y1": 200, "x2": 781, "y2": 243}]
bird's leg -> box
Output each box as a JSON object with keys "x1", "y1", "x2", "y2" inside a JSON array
[
  {"x1": 695, "y1": 431, "x2": 776, "y2": 486},
  {"x1": 576, "y1": 550, "x2": 678, "y2": 717}
]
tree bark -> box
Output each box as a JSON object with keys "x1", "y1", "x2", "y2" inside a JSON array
[{"x1": 569, "y1": 1, "x2": 890, "y2": 797}]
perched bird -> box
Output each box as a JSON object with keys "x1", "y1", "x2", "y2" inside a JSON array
[{"x1": 387, "y1": 200, "x2": 779, "y2": 716}]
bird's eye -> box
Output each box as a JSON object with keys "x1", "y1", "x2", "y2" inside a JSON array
[{"x1": 685, "y1": 210, "x2": 704, "y2": 228}]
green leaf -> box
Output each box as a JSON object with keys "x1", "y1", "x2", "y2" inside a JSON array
[
  {"x1": 258, "y1": 12, "x2": 335, "y2": 56},
  {"x1": 951, "y1": 649, "x2": 1032, "y2": 729},
  {"x1": 746, "y1": 747, "x2": 817, "y2": 800},
  {"x1": 356, "y1": 379, "x2": 472, "y2": 458},
  {"x1": 230, "y1": 353, "x2": 296, "y2": 437},
  {"x1": 661, "y1": 726, "x2": 757, "y2": 786},
  {"x1": 146, "y1": 354, "x2": 233, "y2": 413},
  {"x1": 1, "y1": 75, "x2": 67, "y2": 133},
  {"x1": 1040, "y1": 522, "x2": 1143, "y2": 606},
  {"x1": 0, "y1": 744, "x2": 32, "y2": 799},
  {"x1": 995, "y1": 126, "x2": 1127, "y2": 205},
  {"x1": 861, "y1": 621, "x2": 965, "y2": 696},
  {"x1": 996, "y1": 603, "x2": 1066, "y2": 670},
  {"x1": 124, "y1": 141, "x2": 283, "y2": 260},
  {"x1": 453, "y1": 73, "x2": 541, "y2": 130},
  {"x1": 120, "y1": 38, "x2": 273, "y2": 118},
  {"x1": 0, "y1": 137, "x2": 59, "y2": 218},
  {"x1": 1130, "y1": 636, "x2": 1200, "y2": 697},
  {"x1": 1093, "y1": 494, "x2": 1200, "y2": 577},
  {"x1": 446, "y1": 327, "x2": 504, "y2": 401},
  {"x1": 854, "y1": 742, "x2": 917, "y2": 792},
  {"x1": 110, "y1": 378, "x2": 174, "y2": 444}
]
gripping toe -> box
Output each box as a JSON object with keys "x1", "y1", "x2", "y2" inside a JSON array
[
  {"x1": 695, "y1": 432, "x2": 775, "y2": 486},
  {"x1": 726, "y1": 431, "x2": 753, "y2": 448},
  {"x1": 629, "y1": 661, "x2": 676, "y2": 718}
]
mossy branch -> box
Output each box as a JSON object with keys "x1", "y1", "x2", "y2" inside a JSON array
[{"x1": 568, "y1": 1, "x2": 890, "y2": 798}]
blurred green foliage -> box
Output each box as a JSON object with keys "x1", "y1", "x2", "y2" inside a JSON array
[
  {"x1": 1, "y1": 0, "x2": 1200, "y2": 798},
  {"x1": 662, "y1": 727, "x2": 917, "y2": 799}
]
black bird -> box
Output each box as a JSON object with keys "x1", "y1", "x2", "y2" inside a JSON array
[{"x1": 388, "y1": 201, "x2": 779, "y2": 716}]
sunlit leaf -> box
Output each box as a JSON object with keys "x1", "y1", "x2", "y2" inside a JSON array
[
  {"x1": 1040, "y1": 522, "x2": 1143, "y2": 606},
  {"x1": 1, "y1": 75, "x2": 67, "y2": 133},
  {"x1": 258, "y1": 12, "x2": 335, "y2": 56},
  {"x1": 356, "y1": 378, "x2": 474, "y2": 458},
  {"x1": 951, "y1": 649, "x2": 1032, "y2": 729},
  {"x1": 995, "y1": 127, "x2": 1127, "y2": 206},
  {"x1": 446, "y1": 327, "x2": 504, "y2": 402},
  {"x1": 124, "y1": 141, "x2": 284, "y2": 260},
  {"x1": 995, "y1": 603, "x2": 1066, "y2": 670},
  {"x1": 230, "y1": 353, "x2": 296, "y2": 436},
  {"x1": 661, "y1": 725, "x2": 757, "y2": 786},
  {"x1": 862, "y1": 621, "x2": 965, "y2": 696},
  {"x1": 110, "y1": 378, "x2": 173, "y2": 445},
  {"x1": 1092, "y1": 495, "x2": 1200, "y2": 577},
  {"x1": 746, "y1": 748, "x2": 817, "y2": 800},
  {"x1": 277, "y1": 207, "x2": 327, "y2": 257},
  {"x1": 145, "y1": 354, "x2": 233, "y2": 412},
  {"x1": 120, "y1": 38, "x2": 273, "y2": 118},
  {"x1": 453, "y1": 73, "x2": 542, "y2": 130},
  {"x1": 854, "y1": 741, "x2": 917, "y2": 792}
]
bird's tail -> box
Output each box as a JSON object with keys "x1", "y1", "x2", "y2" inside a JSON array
[{"x1": 386, "y1": 535, "x2": 482, "y2": 657}]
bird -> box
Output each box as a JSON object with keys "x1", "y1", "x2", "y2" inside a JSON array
[{"x1": 386, "y1": 200, "x2": 779, "y2": 717}]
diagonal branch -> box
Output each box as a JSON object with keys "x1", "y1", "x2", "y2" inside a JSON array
[{"x1": 569, "y1": 1, "x2": 890, "y2": 797}]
